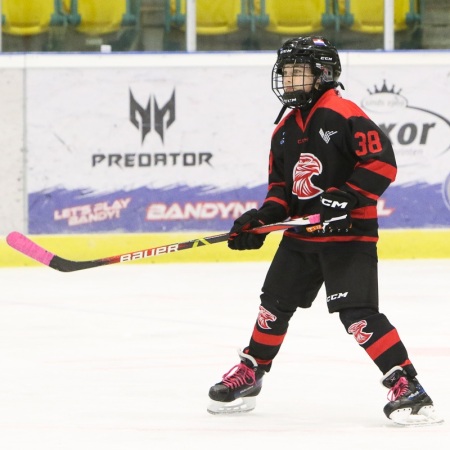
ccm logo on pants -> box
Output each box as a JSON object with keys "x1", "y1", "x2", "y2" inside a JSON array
[{"x1": 327, "y1": 292, "x2": 348, "y2": 302}]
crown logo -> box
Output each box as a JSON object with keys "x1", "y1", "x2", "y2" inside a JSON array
[{"x1": 367, "y1": 79, "x2": 402, "y2": 95}]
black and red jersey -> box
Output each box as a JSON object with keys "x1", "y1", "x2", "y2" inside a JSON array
[{"x1": 258, "y1": 89, "x2": 397, "y2": 245}]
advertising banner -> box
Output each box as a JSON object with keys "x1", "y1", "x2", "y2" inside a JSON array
[
  {"x1": 344, "y1": 55, "x2": 450, "y2": 229},
  {"x1": 0, "y1": 66, "x2": 25, "y2": 235},
  {"x1": 27, "y1": 57, "x2": 273, "y2": 233},
  {"x1": 27, "y1": 53, "x2": 450, "y2": 234}
]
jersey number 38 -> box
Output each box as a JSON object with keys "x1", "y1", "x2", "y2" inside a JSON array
[{"x1": 354, "y1": 131, "x2": 383, "y2": 156}]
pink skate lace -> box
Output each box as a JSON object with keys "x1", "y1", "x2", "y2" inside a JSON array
[
  {"x1": 221, "y1": 363, "x2": 256, "y2": 389},
  {"x1": 387, "y1": 376, "x2": 409, "y2": 401}
]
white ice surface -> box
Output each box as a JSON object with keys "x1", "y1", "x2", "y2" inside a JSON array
[{"x1": 0, "y1": 259, "x2": 449, "y2": 449}]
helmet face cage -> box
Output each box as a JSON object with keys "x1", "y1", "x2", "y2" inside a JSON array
[
  {"x1": 272, "y1": 36, "x2": 341, "y2": 109},
  {"x1": 272, "y1": 57, "x2": 321, "y2": 109}
]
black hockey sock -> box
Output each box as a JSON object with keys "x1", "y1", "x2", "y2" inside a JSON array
[
  {"x1": 246, "y1": 302, "x2": 295, "y2": 371},
  {"x1": 340, "y1": 309, "x2": 417, "y2": 377}
]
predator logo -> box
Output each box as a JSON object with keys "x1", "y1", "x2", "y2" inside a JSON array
[{"x1": 292, "y1": 153, "x2": 323, "y2": 199}]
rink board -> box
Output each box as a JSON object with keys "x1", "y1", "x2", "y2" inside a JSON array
[{"x1": 1, "y1": 229, "x2": 449, "y2": 268}]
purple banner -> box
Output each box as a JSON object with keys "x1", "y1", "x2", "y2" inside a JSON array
[{"x1": 28, "y1": 181, "x2": 450, "y2": 234}]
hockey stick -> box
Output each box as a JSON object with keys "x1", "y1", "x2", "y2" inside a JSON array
[{"x1": 6, "y1": 214, "x2": 328, "y2": 273}]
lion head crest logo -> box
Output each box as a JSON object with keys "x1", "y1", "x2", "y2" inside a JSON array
[{"x1": 292, "y1": 153, "x2": 323, "y2": 199}]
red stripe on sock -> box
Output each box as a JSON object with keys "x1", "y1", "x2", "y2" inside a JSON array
[
  {"x1": 366, "y1": 328, "x2": 400, "y2": 360},
  {"x1": 252, "y1": 326, "x2": 286, "y2": 346},
  {"x1": 255, "y1": 357, "x2": 273, "y2": 366}
]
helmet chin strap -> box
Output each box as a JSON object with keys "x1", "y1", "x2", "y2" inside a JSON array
[
  {"x1": 274, "y1": 75, "x2": 318, "y2": 124},
  {"x1": 274, "y1": 105, "x2": 287, "y2": 125},
  {"x1": 274, "y1": 89, "x2": 314, "y2": 124},
  {"x1": 273, "y1": 77, "x2": 345, "y2": 125}
]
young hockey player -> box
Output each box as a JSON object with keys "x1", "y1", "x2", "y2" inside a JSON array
[{"x1": 207, "y1": 36, "x2": 442, "y2": 426}]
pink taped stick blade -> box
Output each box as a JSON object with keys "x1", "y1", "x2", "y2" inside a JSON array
[{"x1": 6, "y1": 232, "x2": 55, "y2": 266}]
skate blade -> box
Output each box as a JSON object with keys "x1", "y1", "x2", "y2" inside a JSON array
[
  {"x1": 207, "y1": 396, "x2": 256, "y2": 415},
  {"x1": 389, "y1": 405, "x2": 444, "y2": 426}
]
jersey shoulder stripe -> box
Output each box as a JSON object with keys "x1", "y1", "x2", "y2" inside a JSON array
[
  {"x1": 272, "y1": 109, "x2": 296, "y2": 137},
  {"x1": 317, "y1": 90, "x2": 369, "y2": 120}
]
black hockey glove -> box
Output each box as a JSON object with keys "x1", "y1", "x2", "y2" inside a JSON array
[
  {"x1": 228, "y1": 209, "x2": 267, "y2": 250},
  {"x1": 320, "y1": 188, "x2": 357, "y2": 232}
]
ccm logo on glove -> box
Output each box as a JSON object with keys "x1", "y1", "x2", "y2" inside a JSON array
[
  {"x1": 319, "y1": 188, "x2": 357, "y2": 231},
  {"x1": 320, "y1": 197, "x2": 350, "y2": 209}
]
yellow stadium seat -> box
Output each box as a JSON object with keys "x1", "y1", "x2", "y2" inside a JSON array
[
  {"x1": 168, "y1": 0, "x2": 241, "y2": 35},
  {"x1": 254, "y1": 0, "x2": 327, "y2": 35},
  {"x1": 2, "y1": 0, "x2": 65, "y2": 36},
  {"x1": 63, "y1": 0, "x2": 130, "y2": 35},
  {"x1": 340, "y1": 0, "x2": 421, "y2": 33}
]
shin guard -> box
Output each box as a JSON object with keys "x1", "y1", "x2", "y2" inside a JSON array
[
  {"x1": 343, "y1": 311, "x2": 417, "y2": 377},
  {"x1": 246, "y1": 303, "x2": 294, "y2": 371}
]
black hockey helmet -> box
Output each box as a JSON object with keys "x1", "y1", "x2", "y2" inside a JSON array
[{"x1": 272, "y1": 36, "x2": 342, "y2": 114}]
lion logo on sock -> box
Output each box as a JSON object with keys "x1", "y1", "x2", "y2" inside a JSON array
[
  {"x1": 257, "y1": 306, "x2": 277, "y2": 330},
  {"x1": 348, "y1": 320, "x2": 373, "y2": 345}
]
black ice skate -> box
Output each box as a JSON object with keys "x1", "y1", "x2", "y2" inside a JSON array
[
  {"x1": 207, "y1": 350, "x2": 265, "y2": 414},
  {"x1": 381, "y1": 366, "x2": 443, "y2": 426}
]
